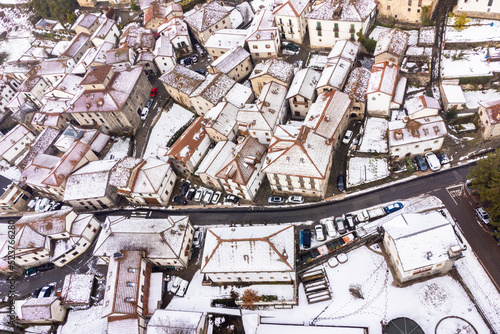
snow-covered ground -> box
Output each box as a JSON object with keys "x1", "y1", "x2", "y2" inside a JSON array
[
  {"x1": 446, "y1": 17, "x2": 500, "y2": 43},
  {"x1": 0, "y1": 7, "x2": 35, "y2": 62},
  {"x1": 0, "y1": 160, "x2": 21, "y2": 182},
  {"x1": 307, "y1": 53, "x2": 328, "y2": 70},
  {"x1": 441, "y1": 48, "x2": 500, "y2": 78},
  {"x1": 104, "y1": 137, "x2": 131, "y2": 160},
  {"x1": 464, "y1": 89, "x2": 500, "y2": 109},
  {"x1": 347, "y1": 157, "x2": 390, "y2": 187},
  {"x1": 358, "y1": 117, "x2": 388, "y2": 153},
  {"x1": 143, "y1": 104, "x2": 195, "y2": 159},
  {"x1": 57, "y1": 304, "x2": 107, "y2": 334}
]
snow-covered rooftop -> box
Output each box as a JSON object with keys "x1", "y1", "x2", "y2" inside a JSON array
[
  {"x1": 383, "y1": 211, "x2": 461, "y2": 271},
  {"x1": 406, "y1": 95, "x2": 441, "y2": 116},
  {"x1": 441, "y1": 84, "x2": 466, "y2": 105},
  {"x1": 358, "y1": 117, "x2": 388, "y2": 153},
  {"x1": 226, "y1": 83, "x2": 254, "y2": 108},
  {"x1": 167, "y1": 117, "x2": 207, "y2": 163},
  {"x1": 327, "y1": 39, "x2": 359, "y2": 64},
  {"x1": 201, "y1": 224, "x2": 295, "y2": 274},
  {"x1": 190, "y1": 73, "x2": 236, "y2": 105},
  {"x1": 273, "y1": 0, "x2": 309, "y2": 17},
  {"x1": 211, "y1": 46, "x2": 250, "y2": 74},
  {"x1": 478, "y1": 99, "x2": 500, "y2": 125},
  {"x1": 418, "y1": 26, "x2": 436, "y2": 45},
  {"x1": 147, "y1": 310, "x2": 203, "y2": 334},
  {"x1": 286, "y1": 68, "x2": 320, "y2": 100},
  {"x1": 64, "y1": 159, "x2": 117, "y2": 201},
  {"x1": 131, "y1": 157, "x2": 172, "y2": 194},
  {"x1": 306, "y1": 0, "x2": 376, "y2": 22},
  {"x1": 205, "y1": 29, "x2": 248, "y2": 50},
  {"x1": 159, "y1": 65, "x2": 205, "y2": 96},
  {"x1": 343, "y1": 67, "x2": 371, "y2": 102},
  {"x1": 204, "y1": 101, "x2": 239, "y2": 138},
  {"x1": 367, "y1": 61, "x2": 399, "y2": 96},
  {"x1": 388, "y1": 116, "x2": 447, "y2": 147},
  {"x1": 119, "y1": 25, "x2": 154, "y2": 50},
  {"x1": 316, "y1": 58, "x2": 351, "y2": 90},
  {"x1": 60, "y1": 274, "x2": 94, "y2": 306},
  {"x1": 94, "y1": 215, "x2": 191, "y2": 260},
  {"x1": 197, "y1": 140, "x2": 236, "y2": 178},
  {"x1": 184, "y1": 2, "x2": 230, "y2": 32},
  {"x1": 0, "y1": 124, "x2": 32, "y2": 157},
  {"x1": 17, "y1": 127, "x2": 60, "y2": 170},
  {"x1": 249, "y1": 58, "x2": 294, "y2": 84},
  {"x1": 374, "y1": 28, "x2": 409, "y2": 58}
]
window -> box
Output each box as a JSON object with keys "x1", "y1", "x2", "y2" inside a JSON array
[
  {"x1": 408, "y1": 8, "x2": 411, "y2": 11},
  {"x1": 418, "y1": 0, "x2": 422, "y2": 5},
  {"x1": 387, "y1": 5, "x2": 391, "y2": 9},
  {"x1": 265, "y1": 44, "x2": 271, "y2": 48},
  {"x1": 335, "y1": 31, "x2": 339, "y2": 38},
  {"x1": 408, "y1": 0, "x2": 412, "y2": 5},
  {"x1": 253, "y1": 45, "x2": 258, "y2": 49},
  {"x1": 488, "y1": 0, "x2": 493, "y2": 5}
]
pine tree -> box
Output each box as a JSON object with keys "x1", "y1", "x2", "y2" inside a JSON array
[{"x1": 468, "y1": 148, "x2": 500, "y2": 229}]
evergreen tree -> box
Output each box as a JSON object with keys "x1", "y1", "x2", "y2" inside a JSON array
[{"x1": 468, "y1": 148, "x2": 500, "y2": 229}]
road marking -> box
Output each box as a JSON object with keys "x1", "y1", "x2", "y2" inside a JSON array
[
  {"x1": 446, "y1": 184, "x2": 464, "y2": 205},
  {"x1": 131, "y1": 211, "x2": 148, "y2": 218}
]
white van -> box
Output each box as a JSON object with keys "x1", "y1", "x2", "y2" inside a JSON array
[
  {"x1": 424, "y1": 152, "x2": 441, "y2": 171},
  {"x1": 170, "y1": 276, "x2": 182, "y2": 294},
  {"x1": 176, "y1": 279, "x2": 189, "y2": 297},
  {"x1": 325, "y1": 219, "x2": 338, "y2": 238}
]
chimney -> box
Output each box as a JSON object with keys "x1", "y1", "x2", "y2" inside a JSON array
[
  {"x1": 388, "y1": 60, "x2": 394, "y2": 68},
  {"x1": 395, "y1": 129, "x2": 403, "y2": 139}
]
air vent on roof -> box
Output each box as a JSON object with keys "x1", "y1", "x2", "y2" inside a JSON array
[
  {"x1": 114, "y1": 252, "x2": 124, "y2": 259},
  {"x1": 86, "y1": 103, "x2": 91, "y2": 109},
  {"x1": 97, "y1": 98, "x2": 104, "y2": 106}
]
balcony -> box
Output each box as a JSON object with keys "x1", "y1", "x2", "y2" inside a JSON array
[
  {"x1": 349, "y1": 28, "x2": 355, "y2": 33},
  {"x1": 316, "y1": 26, "x2": 322, "y2": 31},
  {"x1": 334, "y1": 27, "x2": 339, "y2": 32}
]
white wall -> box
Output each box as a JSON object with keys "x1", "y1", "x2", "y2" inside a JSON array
[
  {"x1": 390, "y1": 137, "x2": 445, "y2": 159},
  {"x1": 367, "y1": 92, "x2": 392, "y2": 117}
]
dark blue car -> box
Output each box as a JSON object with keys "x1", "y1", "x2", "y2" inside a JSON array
[{"x1": 384, "y1": 202, "x2": 404, "y2": 214}]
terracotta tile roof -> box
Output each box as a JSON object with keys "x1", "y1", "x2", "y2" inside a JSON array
[
  {"x1": 42, "y1": 141, "x2": 92, "y2": 187},
  {"x1": 15, "y1": 209, "x2": 72, "y2": 236},
  {"x1": 478, "y1": 100, "x2": 500, "y2": 125},
  {"x1": 215, "y1": 136, "x2": 266, "y2": 185},
  {"x1": 80, "y1": 65, "x2": 113, "y2": 85},
  {"x1": 167, "y1": 117, "x2": 207, "y2": 163}
]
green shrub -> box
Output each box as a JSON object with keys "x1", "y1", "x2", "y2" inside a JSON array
[{"x1": 459, "y1": 76, "x2": 492, "y2": 86}]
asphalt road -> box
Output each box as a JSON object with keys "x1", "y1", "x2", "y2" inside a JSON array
[{"x1": 2, "y1": 164, "x2": 500, "y2": 299}]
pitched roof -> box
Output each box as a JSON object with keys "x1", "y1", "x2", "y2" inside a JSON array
[
  {"x1": 366, "y1": 61, "x2": 399, "y2": 96},
  {"x1": 119, "y1": 25, "x2": 155, "y2": 50},
  {"x1": 343, "y1": 67, "x2": 371, "y2": 102},
  {"x1": 201, "y1": 225, "x2": 295, "y2": 274},
  {"x1": 64, "y1": 159, "x2": 118, "y2": 201},
  {"x1": 61, "y1": 32, "x2": 90, "y2": 58},
  {"x1": 0, "y1": 124, "x2": 32, "y2": 157},
  {"x1": 478, "y1": 100, "x2": 500, "y2": 125},
  {"x1": 159, "y1": 65, "x2": 205, "y2": 96},
  {"x1": 374, "y1": 28, "x2": 410, "y2": 58},
  {"x1": 306, "y1": 0, "x2": 376, "y2": 22},
  {"x1": 15, "y1": 209, "x2": 73, "y2": 236},
  {"x1": 286, "y1": 68, "x2": 320, "y2": 100},
  {"x1": 211, "y1": 46, "x2": 250, "y2": 74},
  {"x1": 190, "y1": 73, "x2": 236, "y2": 105},
  {"x1": 131, "y1": 157, "x2": 174, "y2": 194},
  {"x1": 249, "y1": 58, "x2": 294, "y2": 84},
  {"x1": 215, "y1": 136, "x2": 266, "y2": 185},
  {"x1": 388, "y1": 115, "x2": 447, "y2": 147},
  {"x1": 80, "y1": 65, "x2": 113, "y2": 85},
  {"x1": 273, "y1": 0, "x2": 309, "y2": 17},
  {"x1": 197, "y1": 140, "x2": 236, "y2": 178},
  {"x1": 60, "y1": 273, "x2": 95, "y2": 305},
  {"x1": 184, "y1": 2, "x2": 230, "y2": 32},
  {"x1": 205, "y1": 29, "x2": 248, "y2": 50},
  {"x1": 167, "y1": 117, "x2": 208, "y2": 163},
  {"x1": 21, "y1": 297, "x2": 59, "y2": 321},
  {"x1": 406, "y1": 95, "x2": 441, "y2": 116}
]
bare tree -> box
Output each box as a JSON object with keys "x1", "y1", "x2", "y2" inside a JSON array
[{"x1": 241, "y1": 289, "x2": 260, "y2": 310}]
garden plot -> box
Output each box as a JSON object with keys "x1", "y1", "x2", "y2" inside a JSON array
[
  {"x1": 464, "y1": 89, "x2": 500, "y2": 109},
  {"x1": 446, "y1": 17, "x2": 500, "y2": 43},
  {"x1": 358, "y1": 117, "x2": 388, "y2": 153},
  {"x1": 441, "y1": 48, "x2": 500, "y2": 78},
  {"x1": 143, "y1": 103, "x2": 195, "y2": 159},
  {"x1": 347, "y1": 157, "x2": 390, "y2": 187}
]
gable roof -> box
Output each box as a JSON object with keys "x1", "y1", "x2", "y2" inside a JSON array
[
  {"x1": 190, "y1": 73, "x2": 236, "y2": 105},
  {"x1": 201, "y1": 225, "x2": 295, "y2": 274},
  {"x1": 166, "y1": 117, "x2": 207, "y2": 163},
  {"x1": 306, "y1": 0, "x2": 376, "y2": 22},
  {"x1": 478, "y1": 100, "x2": 500, "y2": 125},
  {"x1": 366, "y1": 61, "x2": 399, "y2": 96},
  {"x1": 132, "y1": 157, "x2": 173, "y2": 194},
  {"x1": 159, "y1": 65, "x2": 205, "y2": 96},
  {"x1": 215, "y1": 136, "x2": 266, "y2": 185},
  {"x1": 343, "y1": 67, "x2": 371, "y2": 102},
  {"x1": 249, "y1": 58, "x2": 294, "y2": 84},
  {"x1": 184, "y1": 2, "x2": 230, "y2": 32},
  {"x1": 388, "y1": 115, "x2": 447, "y2": 147},
  {"x1": 273, "y1": 0, "x2": 309, "y2": 17},
  {"x1": 406, "y1": 95, "x2": 441, "y2": 116},
  {"x1": 286, "y1": 68, "x2": 320, "y2": 100},
  {"x1": 374, "y1": 28, "x2": 409, "y2": 58}
]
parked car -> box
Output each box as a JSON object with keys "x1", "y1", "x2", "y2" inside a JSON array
[
  {"x1": 284, "y1": 43, "x2": 299, "y2": 52},
  {"x1": 301, "y1": 229, "x2": 311, "y2": 248},
  {"x1": 176, "y1": 279, "x2": 189, "y2": 297},
  {"x1": 475, "y1": 207, "x2": 491, "y2": 224},
  {"x1": 170, "y1": 276, "x2": 182, "y2": 293},
  {"x1": 337, "y1": 174, "x2": 345, "y2": 192},
  {"x1": 180, "y1": 58, "x2": 185, "y2": 66},
  {"x1": 415, "y1": 155, "x2": 428, "y2": 172},
  {"x1": 184, "y1": 57, "x2": 192, "y2": 66},
  {"x1": 384, "y1": 202, "x2": 404, "y2": 214},
  {"x1": 287, "y1": 195, "x2": 304, "y2": 204},
  {"x1": 141, "y1": 98, "x2": 153, "y2": 120},
  {"x1": 203, "y1": 189, "x2": 214, "y2": 204},
  {"x1": 195, "y1": 68, "x2": 207, "y2": 75},
  {"x1": 191, "y1": 54, "x2": 198, "y2": 63},
  {"x1": 493, "y1": 229, "x2": 500, "y2": 246},
  {"x1": 464, "y1": 179, "x2": 477, "y2": 195},
  {"x1": 194, "y1": 189, "x2": 204, "y2": 202},
  {"x1": 225, "y1": 194, "x2": 239, "y2": 204},
  {"x1": 24, "y1": 267, "x2": 36, "y2": 278},
  {"x1": 193, "y1": 230, "x2": 203, "y2": 248},
  {"x1": 211, "y1": 191, "x2": 222, "y2": 204},
  {"x1": 195, "y1": 44, "x2": 207, "y2": 57},
  {"x1": 325, "y1": 219, "x2": 338, "y2": 238},
  {"x1": 268, "y1": 196, "x2": 285, "y2": 204},
  {"x1": 343, "y1": 213, "x2": 355, "y2": 230},
  {"x1": 173, "y1": 196, "x2": 187, "y2": 205},
  {"x1": 438, "y1": 152, "x2": 450, "y2": 165},
  {"x1": 37, "y1": 198, "x2": 50, "y2": 212},
  {"x1": 342, "y1": 130, "x2": 353, "y2": 144},
  {"x1": 315, "y1": 224, "x2": 325, "y2": 241},
  {"x1": 39, "y1": 284, "x2": 54, "y2": 298},
  {"x1": 36, "y1": 263, "x2": 54, "y2": 272},
  {"x1": 150, "y1": 87, "x2": 158, "y2": 97},
  {"x1": 335, "y1": 217, "x2": 346, "y2": 235},
  {"x1": 180, "y1": 181, "x2": 191, "y2": 196},
  {"x1": 32, "y1": 287, "x2": 42, "y2": 298},
  {"x1": 27, "y1": 198, "x2": 37, "y2": 209},
  {"x1": 186, "y1": 187, "x2": 196, "y2": 201},
  {"x1": 424, "y1": 152, "x2": 441, "y2": 171}
]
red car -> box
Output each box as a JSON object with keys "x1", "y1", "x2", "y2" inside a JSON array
[{"x1": 150, "y1": 87, "x2": 158, "y2": 97}]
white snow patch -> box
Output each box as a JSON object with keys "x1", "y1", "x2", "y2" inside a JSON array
[
  {"x1": 446, "y1": 17, "x2": 500, "y2": 43},
  {"x1": 143, "y1": 103, "x2": 195, "y2": 159},
  {"x1": 441, "y1": 48, "x2": 500, "y2": 78},
  {"x1": 58, "y1": 305, "x2": 107, "y2": 334},
  {"x1": 358, "y1": 117, "x2": 388, "y2": 153},
  {"x1": 104, "y1": 137, "x2": 130, "y2": 160},
  {"x1": 464, "y1": 89, "x2": 500, "y2": 109},
  {"x1": 347, "y1": 157, "x2": 389, "y2": 187},
  {"x1": 0, "y1": 160, "x2": 21, "y2": 182}
]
